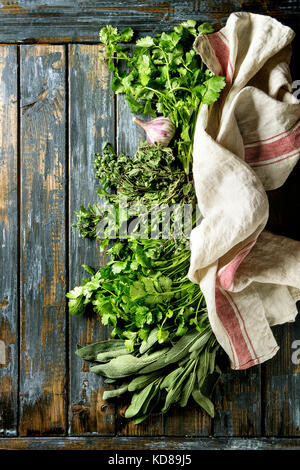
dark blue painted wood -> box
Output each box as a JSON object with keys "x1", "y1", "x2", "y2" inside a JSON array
[
  {"x1": 0, "y1": 1, "x2": 297, "y2": 43},
  {"x1": 0, "y1": 45, "x2": 18, "y2": 437},
  {"x1": 68, "y1": 44, "x2": 115, "y2": 435},
  {"x1": 19, "y1": 45, "x2": 67, "y2": 435},
  {"x1": 0, "y1": 0, "x2": 300, "y2": 441}
]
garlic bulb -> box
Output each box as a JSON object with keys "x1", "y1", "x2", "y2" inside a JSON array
[{"x1": 133, "y1": 116, "x2": 175, "y2": 147}]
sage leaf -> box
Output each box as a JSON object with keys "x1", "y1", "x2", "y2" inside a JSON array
[
  {"x1": 76, "y1": 339, "x2": 125, "y2": 361},
  {"x1": 125, "y1": 382, "x2": 155, "y2": 418},
  {"x1": 104, "y1": 378, "x2": 117, "y2": 384},
  {"x1": 178, "y1": 355, "x2": 190, "y2": 368},
  {"x1": 143, "y1": 346, "x2": 170, "y2": 362},
  {"x1": 160, "y1": 367, "x2": 184, "y2": 390},
  {"x1": 139, "y1": 379, "x2": 161, "y2": 417},
  {"x1": 192, "y1": 388, "x2": 215, "y2": 418},
  {"x1": 201, "y1": 370, "x2": 221, "y2": 398},
  {"x1": 138, "y1": 350, "x2": 170, "y2": 374},
  {"x1": 128, "y1": 371, "x2": 163, "y2": 392},
  {"x1": 179, "y1": 364, "x2": 197, "y2": 407},
  {"x1": 196, "y1": 350, "x2": 210, "y2": 388},
  {"x1": 136, "y1": 380, "x2": 163, "y2": 422},
  {"x1": 139, "y1": 327, "x2": 159, "y2": 354},
  {"x1": 208, "y1": 345, "x2": 219, "y2": 374},
  {"x1": 161, "y1": 359, "x2": 195, "y2": 413},
  {"x1": 90, "y1": 355, "x2": 146, "y2": 378},
  {"x1": 96, "y1": 348, "x2": 129, "y2": 362},
  {"x1": 163, "y1": 330, "x2": 200, "y2": 365},
  {"x1": 103, "y1": 383, "x2": 129, "y2": 400},
  {"x1": 133, "y1": 414, "x2": 151, "y2": 425},
  {"x1": 91, "y1": 348, "x2": 169, "y2": 378},
  {"x1": 188, "y1": 328, "x2": 211, "y2": 353},
  {"x1": 190, "y1": 349, "x2": 201, "y2": 360}
]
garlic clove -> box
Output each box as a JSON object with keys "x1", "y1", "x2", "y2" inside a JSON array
[{"x1": 133, "y1": 116, "x2": 175, "y2": 147}]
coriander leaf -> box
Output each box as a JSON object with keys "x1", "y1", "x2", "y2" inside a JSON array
[
  {"x1": 136, "y1": 36, "x2": 155, "y2": 48},
  {"x1": 135, "y1": 245, "x2": 151, "y2": 267},
  {"x1": 125, "y1": 338, "x2": 135, "y2": 352},
  {"x1": 157, "y1": 329, "x2": 169, "y2": 343},
  {"x1": 120, "y1": 27, "x2": 134, "y2": 42},
  {"x1": 174, "y1": 19, "x2": 197, "y2": 37},
  {"x1": 110, "y1": 241, "x2": 124, "y2": 257},
  {"x1": 135, "y1": 306, "x2": 150, "y2": 328},
  {"x1": 180, "y1": 125, "x2": 191, "y2": 142},
  {"x1": 202, "y1": 75, "x2": 226, "y2": 105},
  {"x1": 112, "y1": 261, "x2": 127, "y2": 274},
  {"x1": 143, "y1": 100, "x2": 156, "y2": 117},
  {"x1": 138, "y1": 54, "x2": 152, "y2": 86},
  {"x1": 138, "y1": 327, "x2": 150, "y2": 342},
  {"x1": 197, "y1": 22, "x2": 214, "y2": 35},
  {"x1": 157, "y1": 276, "x2": 172, "y2": 292},
  {"x1": 82, "y1": 265, "x2": 96, "y2": 275},
  {"x1": 100, "y1": 25, "x2": 119, "y2": 44},
  {"x1": 130, "y1": 280, "x2": 146, "y2": 300},
  {"x1": 126, "y1": 95, "x2": 144, "y2": 114},
  {"x1": 111, "y1": 75, "x2": 125, "y2": 93},
  {"x1": 161, "y1": 31, "x2": 181, "y2": 47},
  {"x1": 66, "y1": 286, "x2": 85, "y2": 316}
]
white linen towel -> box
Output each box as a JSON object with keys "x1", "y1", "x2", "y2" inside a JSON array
[{"x1": 188, "y1": 12, "x2": 300, "y2": 369}]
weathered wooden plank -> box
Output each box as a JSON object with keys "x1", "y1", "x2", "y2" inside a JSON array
[
  {"x1": 264, "y1": 320, "x2": 300, "y2": 436},
  {"x1": 0, "y1": 436, "x2": 300, "y2": 450},
  {"x1": 0, "y1": 45, "x2": 18, "y2": 436},
  {"x1": 263, "y1": 162, "x2": 300, "y2": 436},
  {"x1": 163, "y1": 403, "x2": 212, "y2": 437},
  {"x1": 116, "y1": 94, "x2": 147, "y2": 156},
  {"x1": 19, "y1": 45, "x2": 66, "y2": 435},
  {"x1": 68, "y1": 44, "x2": 115, "y2": 435},
  {"x1": 0, "y1": 0, "x2": 296, "y2": 43},
  {"x1": 213, "y1": 366, "x2": 261, "y2": 436}
]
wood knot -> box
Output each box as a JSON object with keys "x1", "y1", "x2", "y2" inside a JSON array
[{"x1": 72, "y1": 404, "x2": 88, "y2": 415}]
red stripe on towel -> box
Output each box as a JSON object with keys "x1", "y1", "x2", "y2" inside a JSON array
[
  {"x1": 215, "y1": 287, "x2": 258, "y2": 369},
  {"x1": 207, "y1": 32, "x2": 233, "y2": 107},
  {"x1": 217, "y1": 241, "x2": 256, "y2": 290},
  {"x1": 218, "y1": 30, "x2": 234, "y2": 75},
  {"x1": 207, "y1": 32, "x2": 233, "y2": 83},
  {"x1": 245, "y1": 122, "x2": 300, "y2": 163},
  {"x1": 225, "y1": 290, "x2": 260, "y2": 366},
  {"x1": 244, "y1": 121, "x2": 297, "y2": 146},
  {"x1": 251, "y1": 149, "x2": 300, "y2": 168}
]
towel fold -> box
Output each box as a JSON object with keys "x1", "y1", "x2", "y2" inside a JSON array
[{"x1": 188, "y1": 12, "x2": 300, "y2": 369}]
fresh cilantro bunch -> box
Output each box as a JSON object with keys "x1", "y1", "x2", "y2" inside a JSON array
[
  {"x1": 67, "y1": 237, "x2": 207, "y2": 352},
  {"x1": 100, "y1": 20, "x2": 226, "y2": 173}
]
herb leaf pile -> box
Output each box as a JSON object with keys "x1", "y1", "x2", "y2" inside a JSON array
[
  {"x1": 67, "y1": 20, "x2": 226, "y2": 424},
  {"x1": 68, "y1": 143, "x2": 202, "y2": 351}
]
